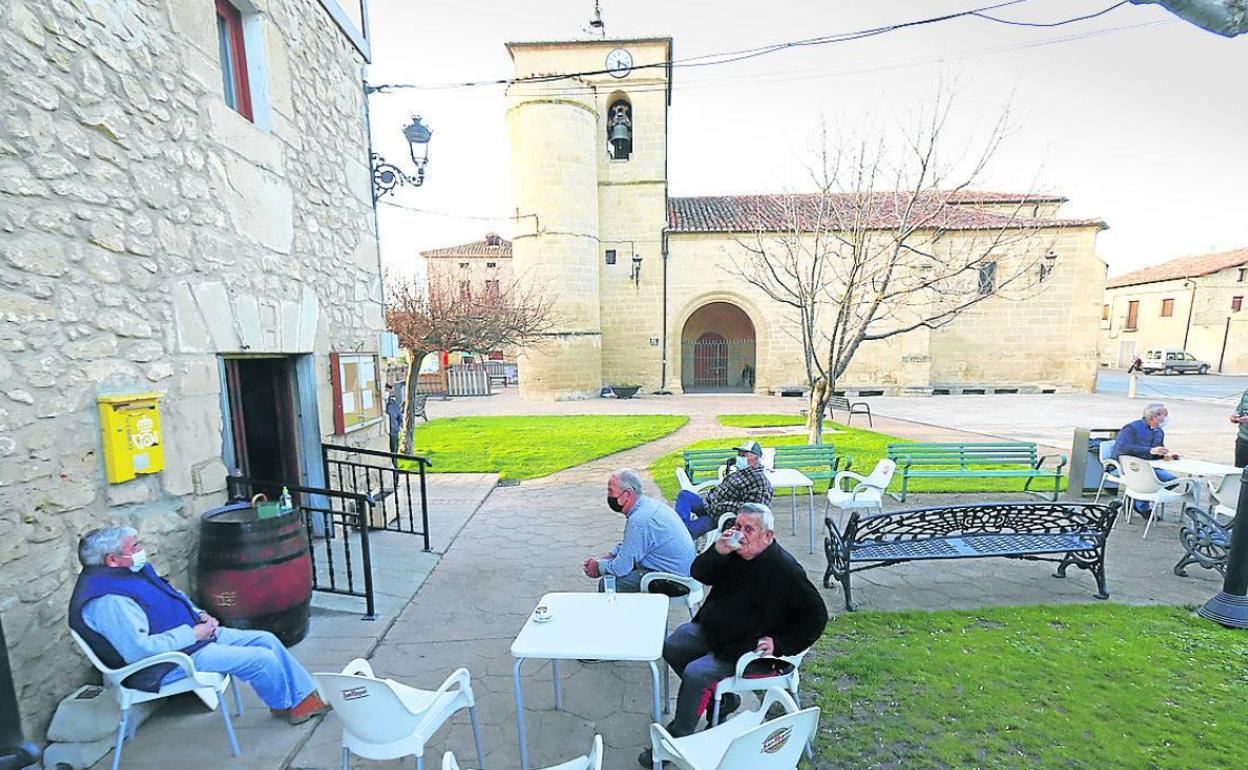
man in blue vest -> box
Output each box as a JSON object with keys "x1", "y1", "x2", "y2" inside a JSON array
[{"x1": 68, "y1": 527, "x2": 330, "y2": 724}]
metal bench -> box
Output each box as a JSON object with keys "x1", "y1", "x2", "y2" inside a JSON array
[
  {"x1": 886, "y1": 442, "x2": 1066, "y2": 502},
  {"x1": 823, "y1": 501, "x2": 1120, "y2": 610},
  {"x1": 827, "y1": 395, "x2": 872, "y2": 426},
  {"x1": 410, "y1": 393, "x2": 428, "y2": 422},
  {"x1": 683, "y1": 448, "x2": 738, "y2": 485},
  {"x1": 1174, "y1": 506, "x2": 1236, "y2": 577}
]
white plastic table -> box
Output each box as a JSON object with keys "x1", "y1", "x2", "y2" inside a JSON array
[
  {"x1": 511, "y1": 592, "x2": 669, "y2": 770},
  {"x1": 766, "y1": 468, "x2": 816, "y2": 553},
  {"x1": 1151, "y1": 458, "x2": 1241, "y2": 507}
]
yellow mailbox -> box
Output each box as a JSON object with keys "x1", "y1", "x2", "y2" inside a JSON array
[{"x1": 98, "y1": 393, "x2": 165, "y2": 484}]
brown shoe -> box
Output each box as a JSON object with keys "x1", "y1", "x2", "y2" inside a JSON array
[
  {"x1": 289, "y1": 693, "x2": 331, "y2": 725},
  {"x1": 269, "y1": 708, "x2": 290, "y2": 718}
]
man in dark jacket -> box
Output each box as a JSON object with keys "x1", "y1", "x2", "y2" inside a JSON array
[{"x1": 639, "y1": 503, "x2": 828, "y2": 767}]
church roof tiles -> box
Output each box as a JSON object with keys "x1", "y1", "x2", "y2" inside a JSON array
[
  {"x1": 421, "y1": 234, "x2": 512, "y2": 258},
  {"x1": 666, "y1": 192, "x2": 1103, "y2": 234}
]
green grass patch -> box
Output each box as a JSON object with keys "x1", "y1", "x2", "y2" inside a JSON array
[
  {"x1": 808, "y1": 603, "x2": 1248, "y2": 769},
  {"x1": 717, "y1": 413, "x2": 807, "y2": 428},
  {"x1": 402, "y1": 415, "x2": 687, "y2": 481},
  {"x1": 650, "y1": 415, "x2": 1066, "y2": 497}
]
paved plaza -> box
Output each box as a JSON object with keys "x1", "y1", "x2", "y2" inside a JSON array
[{"x1": 84, "y1": 395, "x2": 1231, "y2": 770}]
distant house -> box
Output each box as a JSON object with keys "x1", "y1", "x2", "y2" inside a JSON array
[
  {"x1": 421, "y1": 233, "x2": 516, "y2": 363},
  {"x1": 1100, "y1": 247, "x2": 1248, "y2": 373}
]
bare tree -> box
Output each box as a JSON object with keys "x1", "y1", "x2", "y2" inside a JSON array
[
  {"x1": 732, "y1": 95, "x2": 1062, "y2": 442},
  {"x1": 385, "y1": 272, "x2": 556, "y2": 452}
]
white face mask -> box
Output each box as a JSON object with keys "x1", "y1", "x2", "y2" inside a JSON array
[
  {"x1": 1159, "y1": 416, "x2": 1170, "y2": 430},
  {"x1": 127, "y1": 549, "x2": 148, "y2": 573},
  {"x1": 735, "y1": 455, "x2": 749, "y2": 471}
]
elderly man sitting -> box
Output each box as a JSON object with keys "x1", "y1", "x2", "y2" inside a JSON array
[
  {"x1": 674, "y1": 440, "x2": 773, "y2": 539},
  {"x1": 583, "y1": 468, "x2": 696, "y2": 593},
  {"x1": 1111, "y1": 402, "x2": 1179, "y2": 516},
  {"x1": 639, "y1": 502, "x2": 827, "y2": 767},
  {"x1": 68, "y1": 527, "x2": 330, "y2": 724}
]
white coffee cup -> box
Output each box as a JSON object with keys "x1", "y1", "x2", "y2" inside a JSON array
[
  {"x1": 534, "y1": 605, "x2": 552, "y2": 622},
  {"x1": 725, "y1": 529, "x2": 743, "y2": 550}
]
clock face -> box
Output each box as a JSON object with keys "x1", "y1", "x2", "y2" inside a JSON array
[{"x1": 605, "y1": 48, "x2": 633, "y2": 78}]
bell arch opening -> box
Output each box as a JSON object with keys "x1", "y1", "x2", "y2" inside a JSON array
[{"x1": 680, "y1": 302, "x2": 756, "y2": 393}]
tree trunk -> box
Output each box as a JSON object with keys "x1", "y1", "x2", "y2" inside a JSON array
[
  {"x1": 806, "y1": 378, "x2": 830, "y2": 444},
  {"x1": 400, "y1": 351, "x2": 428, "y2": 455}
]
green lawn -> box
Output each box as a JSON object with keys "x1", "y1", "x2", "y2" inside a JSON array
[
  {"x1": 807, "y1": 604, "x2": 1248, "y2": 769},
  {"x1": 651, "y1": 415, "x2": 1066, "y2": 497},
  {"x1": 403, "y1": 415, "x2": 687, "y2": 481}
]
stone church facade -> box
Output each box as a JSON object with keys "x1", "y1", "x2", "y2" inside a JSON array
[
  {"x1": 1, "y1": 0, "x2": 385, "y2": 736},
  {"x1": 504, "y1": 37, "x2": 1108, "y2": 400}
]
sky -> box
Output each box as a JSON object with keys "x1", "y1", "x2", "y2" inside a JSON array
[{"x1": 363, "y1": 0, "x2": 1246, "y2": 279}]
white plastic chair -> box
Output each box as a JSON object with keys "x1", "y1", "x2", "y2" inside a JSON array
[
  {"x1": 640, "y1": 572, "x2": 704, "y2": 620},
  {"x1": 315, "y1": 658, "x2": 485, "y2": 770},
  {"x1": 650, "y1": 687, "x2": 819, "y2": 770},
  {"x1": 443, "y1": 733, "x2": 602, "y2": 770},
  {"x1": 676, "y1": 467, "x2": 717, "y2": 495},
  {"x1": 823, "y1": 459, "x2": 895, "y2": 528},
  {"x1": 760, "y1": 448, "x2": 776, "y2": 470},
  {"x1": 69, "y1": 630, "x2": 242, "y2": 770},
  {"x1": 1209, "y1": 472, "x2": 1242, "y2": 522},
  {"x1": 1092, "y1": 441, "x2": 1122, "y2": 504},
  {"x1": 709, "y1": 649, "x2": 808, "y2": 729},
  {"x1": 1116, "y1": 456, "x2": 1198, "y2": 539}
]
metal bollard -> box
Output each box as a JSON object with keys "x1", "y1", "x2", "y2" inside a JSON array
[{"x1": 1197, "y1": 466, "x2": 1248, "y2": 628}]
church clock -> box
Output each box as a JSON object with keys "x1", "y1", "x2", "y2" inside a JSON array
[{"x1": 605, "y1": 47, "x2": 633, "y2": 78}]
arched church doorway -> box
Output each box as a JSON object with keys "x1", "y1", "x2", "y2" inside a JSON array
[{"x1": 681, "y1": 302, "x2": 756, "y2": 393}]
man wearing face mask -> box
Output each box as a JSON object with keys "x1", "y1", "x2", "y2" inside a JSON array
[
  {"x1": 1110, "y1": 402, "x2": 1179, "y2": 516},
  {"x1": 68, "y1": 527, "x2": 331, "y2": 724},
  {"x1": 582, "y1": 469, "x2": 695, "y2": 592},
  {"x1": 675, "y1": 440, "x2": 773, "y2": 540}
]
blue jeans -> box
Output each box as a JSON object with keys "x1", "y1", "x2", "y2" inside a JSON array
[
  {"x1": 662, "y1": 623, "x2": 736, "y2": 737},
  {"x1": 675, "y1": 490, "x2": 718, "y2": 539},
  {"x1": 164, "y1": 628, "x2": 317, "y2": 710}
]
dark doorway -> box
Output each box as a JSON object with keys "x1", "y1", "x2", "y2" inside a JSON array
[
  {"x1": 680, "y1": 302, "x2": 757, "y2": 393},
  {"x1": 223, "y1": 356, "x2": 301, "y2": 499},
  {"x1": 693, "y1": 333, "x2": 728, "y2": 389}
]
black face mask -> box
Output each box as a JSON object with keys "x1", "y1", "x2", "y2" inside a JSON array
[{"x1": 607, "y1": 494, "x2": 625, "y2": 513}]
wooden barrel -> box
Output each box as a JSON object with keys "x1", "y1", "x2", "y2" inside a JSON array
[{"x1": 197, "y1": 502, "x2": 313, "y2": 646}]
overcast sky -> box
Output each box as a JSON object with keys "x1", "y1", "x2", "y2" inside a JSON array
[{"x1": 364, "y1": 0, "x2": 1246, "y2": 278}]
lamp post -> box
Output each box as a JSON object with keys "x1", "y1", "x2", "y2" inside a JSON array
[
  {"x1": 370, "y1": 115, "x2": 432, "y2": 200},
  {"x1": 630, "y1": 253, "x2": 643, "y2": 286},
  {"x1": 1198, "y1": 466, "x2": 1248, "y2": 628}
]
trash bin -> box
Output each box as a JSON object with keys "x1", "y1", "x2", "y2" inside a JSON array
[{"x1": 1069, "y1": 427, "x2": 1121, "y2": 498}]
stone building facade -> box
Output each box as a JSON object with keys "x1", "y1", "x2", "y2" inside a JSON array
[
  {"x1": 421, "y1": 233, "x2": 516, "y2": 363},
  {"x1": 1, "y1": 0, "x2": 385, "y2": 736},
  {"x1": 1100, "y1": 247, "x2": 1248, "y2": 373},
  {"x1": 504, "y1": 36, "x2": 1108, "y2": 400}
]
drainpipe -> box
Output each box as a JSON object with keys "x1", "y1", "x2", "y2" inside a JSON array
[
  {"x1": 1182, "y1": 279, "x2": 1196, "y2": 349},
  {"x1": 659, "y1": 226, "x2": 670, "y2": 392}
]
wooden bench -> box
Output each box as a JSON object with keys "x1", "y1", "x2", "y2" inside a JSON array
[
  {"x1": 827, "y1": 395, "x2": 872, "y2": 426},
  {"x1": 823, "y1": 501, "x2": 1120, "y2": 610},
  {"x1": 885, "y1": 442, "x2": 1066, "y2": 502},
  {"x1": 683, "y1": 448, "x2": 737, "y2": 485},
  {"x1": 771, "y1": 444, "x2": 848, "y2": 485}
]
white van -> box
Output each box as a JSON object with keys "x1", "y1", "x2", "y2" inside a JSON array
[{"x1": 1140, "y1": 348, "x2": 1210, "y2": 375}]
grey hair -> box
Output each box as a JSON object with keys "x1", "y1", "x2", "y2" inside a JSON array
[
  {"x1": 1143, "y1": 402, "x2": 1167, "y2": 420},
  {"x1": 736, "y1": 503, "x2": 775, "y2": 533},
  {"x1": 613, "y1": 468, "x2": 644, "y2": 497},
  {"x1": 78, "y1": 526, "x2": 137, "y2": 567}
]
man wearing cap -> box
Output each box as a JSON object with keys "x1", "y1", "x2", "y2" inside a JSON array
[{"x1": 675, "y1": 440, "x2": 773, "y2": 539}]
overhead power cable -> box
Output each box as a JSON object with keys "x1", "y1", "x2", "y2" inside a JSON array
[{"x1": 365, "y1": 0, "x2": 1135, "y2": 94}]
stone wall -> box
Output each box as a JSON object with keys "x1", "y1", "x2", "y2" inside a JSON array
[{"x1": 0, "y1": 0, "x2": 384, "y2": 736}]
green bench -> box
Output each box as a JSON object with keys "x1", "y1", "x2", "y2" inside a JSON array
[
  {"x1": 771, "y1": 444, "x2": 849, "y2": 485},
  {"x1": 885, "y1": 442, "x2": 1066, "y2": 502},
  {"x1": 683, "y1": 448, "x2": 738, "y2": 484}
]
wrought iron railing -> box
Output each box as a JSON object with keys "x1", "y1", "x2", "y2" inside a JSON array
[
  {"x1": 322, "y1": 443, "x2": 433, "y2": 552},
  {"x1": 225, "y1": 475, "x2": 377, "y2": 619}
]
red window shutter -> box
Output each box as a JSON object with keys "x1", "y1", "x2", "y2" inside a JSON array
[{"x1": 215, "y1": 0, "x2": 253, "y2": 121}]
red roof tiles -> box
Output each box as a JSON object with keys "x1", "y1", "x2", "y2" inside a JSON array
[
  {"x1": 421, "y1": 234, "x2": 512, "y2": 259},
  {"x1": 1106, "y1": 247, "x2": 1248, "y2": 289}
]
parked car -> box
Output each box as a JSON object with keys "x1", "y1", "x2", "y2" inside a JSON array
[{"x1": 1140, "y1": 348, "x2": 1211, "y2": 375}]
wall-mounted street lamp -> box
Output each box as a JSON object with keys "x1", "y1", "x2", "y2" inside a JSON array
[
  {"x1": 371, "y1": 115, "x2": 432, "y2": 200},
  {"x1": 630, "y1": 253, "x2": 643, "y2": 286}
]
